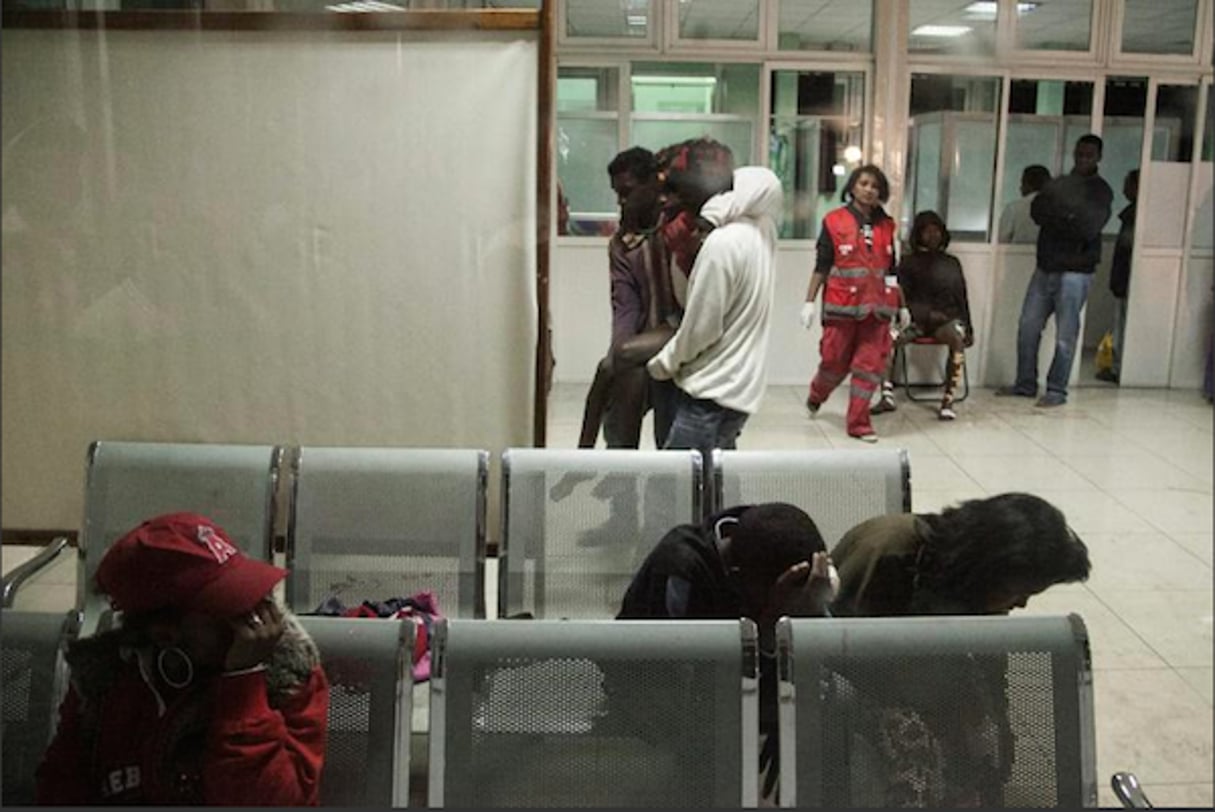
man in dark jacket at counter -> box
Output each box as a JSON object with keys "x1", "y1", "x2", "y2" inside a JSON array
[{"x1": 998, "y1": 133, "x2": 1113, "y2": 407}]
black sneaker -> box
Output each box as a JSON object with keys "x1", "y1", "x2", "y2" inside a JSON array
[
  {"x1": 1095, "y1": 369, "x2": 1120, "y2": 383},
  {"x1": 995, "y1": 385, "x2": 1036, "y2": 397},
  {"x1": 806, "y1": 397, "x2": 821, "y2": 416}
]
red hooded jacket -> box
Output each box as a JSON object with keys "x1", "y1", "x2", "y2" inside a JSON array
[{"x1": 36, "y1": 615, "x2": 328, "y2": 806}]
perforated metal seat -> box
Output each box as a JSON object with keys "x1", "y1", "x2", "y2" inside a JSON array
[
  {"x1": 297, "y1": 615, "x2": 413, "y2": 808},
  {"x1": 776, "y1": 614, "x2": 1096, "y2": 808},
  {"x1": 76, "y1": 441, "x2": 282, "y2": 633},
  {"x1": 428, "y1": 618, "x2": 758, "y2": 808},
  {"x1": 286, "y1": 447, "x2": 489, "y2": 617},
  {"x1": 499, "y1": 449, "x2": 702, "y2": 619},
  {"x1": 1, "y1": 610, "x2": 80, "y2": 805},
  {"x1": 711, "y1": 449, "x2": 910, "y2": 548}
]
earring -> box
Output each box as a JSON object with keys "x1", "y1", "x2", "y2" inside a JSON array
[{"x1": 157, "y1": 646, "x2": 194, "y2": 689}]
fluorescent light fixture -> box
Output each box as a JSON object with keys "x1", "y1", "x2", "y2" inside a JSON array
[
  {"x1": 964, "y1": 1, "x2": 1038, "y2": 16},
  {"x1": 912, "y1": 24, "x2": 972, "y2": 37},
  {"x1": 632, "y1": 76, "x2": 717, "y2": 86},
  {"x1": 626, "y1": 14, "x2": 647, "y2": 26},
  {"x1": 832, "y1": 164, "x2": 846, "y2": 177},
  {"x1": 326, "y1": 0, "x2": 403, "y2": 10}
]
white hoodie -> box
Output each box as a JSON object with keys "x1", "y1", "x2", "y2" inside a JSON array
[{"x1": 647, "y1": 166, "x2": 783, "y2": 415}]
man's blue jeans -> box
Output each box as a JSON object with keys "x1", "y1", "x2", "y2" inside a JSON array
[
  {"x1": 663, "y1": 390, "x2": 748, "y2": 466},
  {"x1": 1014, "y1": 268, "x2": 1093, "y2": 399}
]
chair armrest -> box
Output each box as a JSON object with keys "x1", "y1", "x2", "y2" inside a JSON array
[
  {"x1": 2, "y1": 536, "x2": 70, "y2": 608},
  {"x1": 1111, "y1": 772, "x2": 1153, "y2": 808}
]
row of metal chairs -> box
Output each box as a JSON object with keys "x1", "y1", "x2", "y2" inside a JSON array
[
  {"x1": 3, "y1": 441, "x2": 910, "y2": 631},
  {"x1": 2, "y1": 609, "x2": 1101, "y2": 808}
]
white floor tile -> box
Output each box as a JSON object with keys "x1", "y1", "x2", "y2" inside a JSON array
[
  {"x1": 1063, "y1": 453, "x2": 1212, "y2": 492},
  {"x1": 1105, "y1": 488, "x2": 1214, "y2": 536},
  {"x1": 1176, "y1": 668, "x2": 1214, "y2": 707},
  {"x1": 1169, "y1": 533, "x2": 1214, "y2": 566},
  {"x1": 1089, "y1": 590, "x2": 1214, "y2": 668},
  {"x1": 1080, "y1": 532, "x2": 1213, "y2": 592},
  {"x1": 950, "y1": 454, "x2": 1101, "y2": 492},
  {"x1": 1093, "y1": 668, "x2": 1213, "y2": 786},
  {"x1": 1136, "y1": 782, "x2": 1214, "y2": 809},
  {"x1": 1034, "y1": 491, "x2": 1160, "y2": 535},
  {"x1": 908, "y1": 487, "x2": 991, "y2": 513},
  {"x1": 1022, "y1": 589, "x2": 1168, "y2": 670}
]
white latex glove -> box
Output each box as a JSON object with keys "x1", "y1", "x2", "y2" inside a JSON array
[
  {"x1": 799, "y1": 301, "x2": 817, "y2": 329},
  {"x1": 897, "y1": 307, "x2": 912, "y2": 330}
]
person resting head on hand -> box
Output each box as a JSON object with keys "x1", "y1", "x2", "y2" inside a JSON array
[
  {"x1": 36, "y1": 512, "x2": 329, "y2": 807},
  {"x1": 618, "y1": 501, "x2": 838, "y2": 634}
]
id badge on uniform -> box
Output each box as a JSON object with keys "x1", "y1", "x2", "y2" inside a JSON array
[{"x1": 885, "y1": 274, "x2": 899, "y2": 288}]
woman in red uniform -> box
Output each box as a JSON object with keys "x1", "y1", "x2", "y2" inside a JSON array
[
  {"x1": 36, "y1": 512, "x2": 328, "y2": 805},
  {"x1": 800, "y1": 164, "x2": 906, "y2": 442}
]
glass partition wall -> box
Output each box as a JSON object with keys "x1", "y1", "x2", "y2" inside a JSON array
[{"x1": 552, "y1": 0, "x2": 1211, "y2": 396}]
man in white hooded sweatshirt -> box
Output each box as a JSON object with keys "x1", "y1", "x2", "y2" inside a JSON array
[{"x1": 647, "y1": 137, "x2": 784, "y2": 465}]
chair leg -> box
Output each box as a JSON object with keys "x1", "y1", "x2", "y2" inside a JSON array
[
  {"x1": 956, "y1": 350, "x2": 970, "y2": 403},
  {"x1": 904, "y1": 344, "x2": 947, "y2": 403}
]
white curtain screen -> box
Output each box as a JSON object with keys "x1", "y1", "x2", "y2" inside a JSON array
[{"x1": 2, "y1": 28, "x2": 538, "y2": 529}]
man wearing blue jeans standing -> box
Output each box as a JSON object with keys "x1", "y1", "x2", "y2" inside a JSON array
[
  {"x1": 647, "y1": 138, "x2": 783, "y2": 464},
  {"x1": 997, "y1": 134, "x2": 1113, "y2": 407}
]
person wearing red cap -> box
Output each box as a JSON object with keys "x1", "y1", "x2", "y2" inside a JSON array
[{"x1": 36, "y1": 512, "x2": 329, "y2": 806}]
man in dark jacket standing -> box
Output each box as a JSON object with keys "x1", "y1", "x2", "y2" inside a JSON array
[{"x1": 998, "y1": 134, "x2": 1113, "y2": 407}]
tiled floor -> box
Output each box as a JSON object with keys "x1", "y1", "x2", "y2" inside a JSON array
[
  {"x1": 4, "y1": 382, "x2": 1211, "y2": 808},
  {"x1": 545, "y1": 381, "x2": 1214, "y2": 809}
]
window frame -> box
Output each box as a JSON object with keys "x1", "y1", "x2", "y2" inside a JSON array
[
  {"x1": 763, "y1": 59, "x2": 873, "y2": 247},
  {"x1": 768, "y1": 0, "x2": 874, "y2": 57},
  {"x1": 1109, "y1": 0, "x2": 1211, "y2": 68},
  {"x1": 664, "y1": 0, "x2": 769, "y2": 53},
  {"x1": 1002, "y1": 0, "x2": 1108, "y2": 65},
  {"x1": 557, "y1": 0, "x2": 661, "y2": 52}
]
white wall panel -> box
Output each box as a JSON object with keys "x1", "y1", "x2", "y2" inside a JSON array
[
  {"x1": 1168, "y1": 254, "x2": 1215, "y2": 389},
  {"x1": 1, "y1": 29, "x2": 538, "y2": 529},
  {"x1": 1123, "y1": 253, "x2": 1184, "y2": 387}
]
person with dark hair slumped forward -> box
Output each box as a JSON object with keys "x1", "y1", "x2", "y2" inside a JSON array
[
  {"x1": 830, "y1": 492, "x2": 1090, "y2": 617},
  {"x1": 828, "y1": 494, "x2": 1090, "y2": 807},
  {"x1": 36, "y1": 513, "x2": 329, "y2": 806}
]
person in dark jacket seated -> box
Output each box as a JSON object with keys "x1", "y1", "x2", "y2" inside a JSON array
[
  {"x1": 871, "y1": 209, "x2": 974, "y2": 421},
  {"x1": 618, "y1": 502, "x2": 836, "y2": 802},
  {"x1": 37, "y1": 512, "x2": 329, "y2": 806}
]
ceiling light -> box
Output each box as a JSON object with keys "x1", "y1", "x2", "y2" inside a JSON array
[
  {"x1": 632, "y1": 76, "x2": 716, "y2": 86},
  {"x1": 626, "y1": 14, "x2": 647, "y2": 26},
  {"x1": 964, "y1": 1, "x2": 1038, "y2": 16},
  {"x1": 325, "y1": 0, "x2": 403, "y2": 10},
  {"x1": 843, "y1": 145, "x2": 863, "y2": 163},
  {"x1": 912, "y1": 25, "x2": 973, "y2": 37}
]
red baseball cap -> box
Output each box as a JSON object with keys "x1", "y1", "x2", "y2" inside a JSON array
[{"x1": 96, "y1": 512, "x2": 287, "y2": 618}]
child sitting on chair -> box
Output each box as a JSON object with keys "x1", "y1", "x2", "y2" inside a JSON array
[{"x1": 871, "y1": 210, "x2": 973, "y2": 421}]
